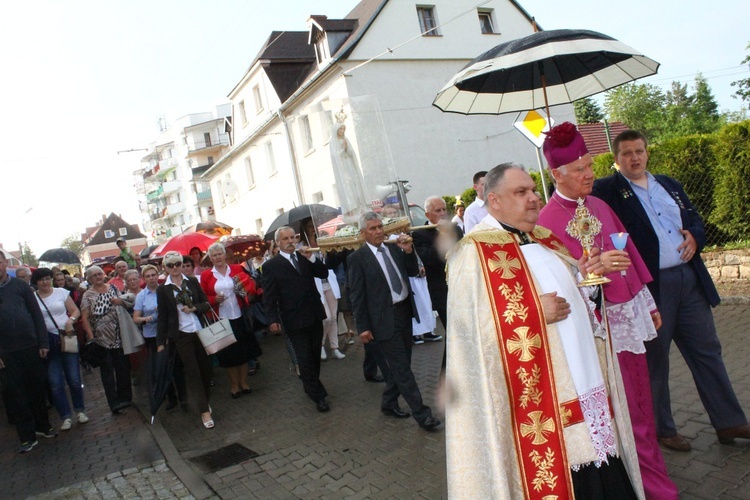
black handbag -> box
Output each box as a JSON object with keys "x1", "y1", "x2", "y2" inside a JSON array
[{"x1": 81, "y1": 339, "x2": 107, "y2": 368}]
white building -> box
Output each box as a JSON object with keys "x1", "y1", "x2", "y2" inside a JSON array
[
  {"x1": 204, "y1": 0, "x2": 574, "y2": 236},
  {"x1": 133, "y1": 105, "x2": 231, "y2": 242}
]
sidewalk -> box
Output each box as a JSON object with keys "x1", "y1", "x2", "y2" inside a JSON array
[{"x1": 2, "y1": 304, "x2": 750, "y2": 499}]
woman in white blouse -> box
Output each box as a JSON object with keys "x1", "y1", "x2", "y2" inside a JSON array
[{"x1": 32, "y1": 268, "x2": 88, "y2": 431}]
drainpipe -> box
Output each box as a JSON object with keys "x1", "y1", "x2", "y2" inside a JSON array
[{"x1": 278, "y1": 110, "x2": 305, "y2": 206}]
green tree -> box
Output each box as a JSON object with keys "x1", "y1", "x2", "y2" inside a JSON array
[
  {"x1": 574, "y1": 97, "x2": 604, "y2": 124},
  {"x1": 731, "y1": 42, "x2": 750, "y2": 109},
  {"x1": 20, "y1": 243, "x2": 38, "y2": 266},
  {"x1": 604, "y1": 83, "x2": 666, "y2": 140},
  {"x1": 688, "y1": 73, "x2": 722, "y2": 134},
  {"x1": 61, "y1": 233, "x2": 84, "y2": 257}
]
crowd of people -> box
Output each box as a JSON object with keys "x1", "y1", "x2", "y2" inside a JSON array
[{"x1": 2, "y1": 124, "x2": 749, "y2": 499}]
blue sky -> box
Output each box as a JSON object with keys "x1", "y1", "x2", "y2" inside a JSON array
[{"x1": 1, "y1": 0, "x2": 747, "y2": 256}]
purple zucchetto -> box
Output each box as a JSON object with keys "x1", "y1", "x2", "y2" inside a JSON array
[{"x1": 542, "y1": 122, "x2": 589, "y2": 169}]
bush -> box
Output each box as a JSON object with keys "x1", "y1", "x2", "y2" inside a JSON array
[
  {"x1": 710, "y1": 120, "x2": 750, "y2": 241},
  {"x1": 592, "y1": 153, "x2": 615, "y2": 180}
]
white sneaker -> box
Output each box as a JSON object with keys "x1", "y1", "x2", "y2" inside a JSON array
[
  {"x1": 321, "y1": 346, "x2": 327, "y2": 361},
  {"x1": 332, "y1": 349, "x2": 346, "y2": 360},
  {"x1": 77, "y1": 412, "x2": 89, "y2": 424},
  {"x1": 60, "y1": 418, "x2": 72, "y2": 431}
]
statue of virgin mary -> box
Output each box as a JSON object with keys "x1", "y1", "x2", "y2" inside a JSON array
[{"x1": 329, "y1": 118, "x2": 368, "y2": 219}]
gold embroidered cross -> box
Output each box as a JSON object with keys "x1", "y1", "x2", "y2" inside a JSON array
[
  {"x1": 488, "y1": 250, "x2": 521, "y2": 279},
  {"x1": 521, "y1": 411, "x2": 555, "y2": 445},
  {"x1": 506, "y1": 326, "x2": 541, "y2": 362},
  {"x1": 559, "y1": 407, "x2": 572, "y2": 426}
]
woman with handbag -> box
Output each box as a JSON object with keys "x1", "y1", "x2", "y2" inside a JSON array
[
  {"x1": 156, "y1": 251, "x2": 214, "y2": 429},
  {"x1": 80, "y1": 266, "x2": 133, "y2": 414},
  {"x1": 201, "y1": 242, "x2": 259, "y2": 399},
  {"x1": 31, "y1": 268, "x2": 89, "y2": 431}
]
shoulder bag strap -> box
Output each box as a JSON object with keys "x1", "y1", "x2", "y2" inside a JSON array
[{"x1": 36, "y1": 291, "x2": 61, "y2": 330}]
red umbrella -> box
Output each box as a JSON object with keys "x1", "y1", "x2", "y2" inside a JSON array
[{"x1": 149, "y1": 232, "x2": 218, "y2": 260}]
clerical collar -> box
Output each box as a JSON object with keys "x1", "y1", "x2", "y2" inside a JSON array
[{"x1": 498, "y1": 222, "x2": 534, "y2": 245}]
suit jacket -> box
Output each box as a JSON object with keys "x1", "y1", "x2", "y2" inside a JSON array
[
  {"x1": 592, "y1": 172, "x2": 719, "y2": 307},
  {"x1": 262, "y1": 252, "x2": 329, "y2": 331},
  {"x1": 155, "y1": 276, "x2": 211, "y2": 346},
  {"x1": 347, "y1": 243, "x2": 419, "y2": 342},
  {"x1": 412, "y1": 222, "x2": 463, "y2": 296}
]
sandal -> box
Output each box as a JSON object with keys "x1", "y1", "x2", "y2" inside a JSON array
[{"x1": 202, "y1": 413, "x2": 214, "y2": 429}]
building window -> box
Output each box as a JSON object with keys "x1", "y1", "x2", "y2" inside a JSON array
[
  {"x1": 245, "y1": 157, "x2": 255, "y2": 188},
  {"x1": 104, "y1": 229, "x2": 115, "y2": 239},
  {"x1": 312, "y1": 191, "x2": 323, "y2": 204},
  {"x1": 417, "y1": 6, "x2": 439, "y2": 36},
  {"x1": 253, "y1": 85, "x2": 264, "y2": 114},
  {"x1": 301, "y1": 115, "x2": 314, "y2": 152},
  {"x1": 207, "y1": 156, "x2": 214, "y2": 165},
  {"x1": 203, "y1": 132, "x2": 212, "y2": 147},
  {"x1": 118, "y1": 227, "x2": 128, "y2": 236},
  {"x1": 238, "y1": 100, "x2": 247, "y2": 125},
  {"x1": 255, "y1": 218, "x2": 263, "y2": 236},
  {"x1": 478, "y1": 9, "x2": 496, "y2": 34},
  {"x1": 265, "y1": 142, "x2": 277, "y2": 176}
]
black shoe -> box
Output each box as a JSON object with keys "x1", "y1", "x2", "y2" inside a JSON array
[
  {"x1": 423, "y1": 333, "x2": 443, "y2": 342},
  {"x1": 316, "y1": 399, "x2": 330, "y2": 412},
  {"x1": 111, "y1": 401, "x2": 131, "y2": 414},
  {"x1": 241, "y1": 388, "x2": 253, "y2": 395},
  {"x1": 35, "y1": 427, "x2": 58, "y2": 439},
  {"x1": 413, "y1": 335, "x2": 425, "y2": 345},
  {"x1": 381, "y1": 407, "x2": 410, "y2": 419},
  {"x1": 418, "y1": 416, "x2": 442, "y2": 431},
  {"x1": 231, "y1": 392, "x2": 241, "y2": 399},
  {"x1": 365, "y1": 375, "x2": 385, "y2": 383}
]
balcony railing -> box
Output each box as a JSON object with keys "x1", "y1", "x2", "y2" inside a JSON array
[{"x1": 196, "y1": 190, "x2": 213, "y2": 202}]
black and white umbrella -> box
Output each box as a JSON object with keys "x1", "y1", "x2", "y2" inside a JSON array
[{"x1": 433, "y1": 29, "x2": 659, "y2": 117}]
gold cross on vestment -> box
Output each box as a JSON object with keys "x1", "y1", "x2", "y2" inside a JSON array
[
  {"x1": 506, "y1": 326, "x2": 541, "y2": 362},
  {"x1": 488, "y1": 250, "x2": 521, "y2": 279},
  {"x1": 520, "y1": 411, "x2": 556, "y2": 445}
]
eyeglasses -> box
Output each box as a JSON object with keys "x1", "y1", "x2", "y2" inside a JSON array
[{"x1": 165, "y1": 263, "x2": 182, "y2": 269}]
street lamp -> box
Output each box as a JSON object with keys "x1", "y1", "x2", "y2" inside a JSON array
[{"x1": 17, "y1": 207, "x2": 33, "y2": 265}]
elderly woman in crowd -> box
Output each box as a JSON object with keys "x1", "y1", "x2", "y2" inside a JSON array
[
  {"x1": 32, "y1": 268, "x2": 89, "y2": 431},
  {"x1": 156, "y1": 252, "x2": 214, "y2": 428},
  {"x1": 80, "y1": 266, "x2": 132, "y2": 414},
  {"x1": 201, "y1": 242, "x2": 259, "y2": 399}
]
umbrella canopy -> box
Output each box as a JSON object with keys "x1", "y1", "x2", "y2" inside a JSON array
[
  {"x1": 140, "y1": 244, "x2": 159, "y2": 259},
  {"x1": 149, "y1": 232, "x2": 218, "y2": 260},
  {"x1": 184, "y1": 221, "x2": 234, "y2": 237},
  {"x1": 264, "y1": 204, "x2": 341, "y2": 241},
  {"x1": 433, "y1": 29, "x2": 659, "y2": 116},
  {"x1": 148, "y1": 345, "x2": 177, "y2": 424},
  {"x1": 220, "y1": 234, "x2": 268, "y2": 261},
  {"x1": 39, "y1": 248, "x2": 81, "y2": 265}
]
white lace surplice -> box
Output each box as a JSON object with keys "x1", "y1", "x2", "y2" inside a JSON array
[{"x1": 604, "y1": 287, "x2": 658, "y2": 354}]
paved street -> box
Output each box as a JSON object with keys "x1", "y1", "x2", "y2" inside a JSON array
[{"x1": 2, "y1": 303, "x2": 750, "y2": 499}]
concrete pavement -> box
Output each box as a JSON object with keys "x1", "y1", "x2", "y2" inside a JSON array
[{"x1": 2, "y1": 303, "x2": 750, "y2": 499}]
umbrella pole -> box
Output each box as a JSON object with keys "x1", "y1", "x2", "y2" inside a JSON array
[
  {"x1": 535, "y1": 148, "x2": 550, "y2": 203},
  {"x1": 540, "y1": 71, "x2": 551, "y2": 119}
]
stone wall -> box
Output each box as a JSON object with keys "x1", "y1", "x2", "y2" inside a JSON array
[{"x1": 703, "y1": 248, "x2": 750, "y2": 280}]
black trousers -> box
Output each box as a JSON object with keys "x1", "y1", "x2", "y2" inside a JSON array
[
  {"x1": 0, "y1": 346, "x2": 52, "y2": 442},
  {"x1": 173, "y1": 332, "x2": 212, "y2": 414},
  {"x1": 286, "y1": 322, "x2": 327, "y2": 403},
  {"x1": 375, "y1": 301, "x2": 431, "y2": 423},
  {"x1": 363, "y1": 341, "x2": 388, "y2": 379},
  {"x1": 100, "y1": 347, "x2": 132, "y2": 410}
]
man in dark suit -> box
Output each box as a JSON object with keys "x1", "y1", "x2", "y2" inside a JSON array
[
  {"x1": 593, "y1": 129, "x2": 750, "y2": 451},
  {"x1": 262, "y1": 226, "x2": 331, "y2": 412},
  {"x1": 347, "y1": 212, "x2": 441, "y2": 431}
]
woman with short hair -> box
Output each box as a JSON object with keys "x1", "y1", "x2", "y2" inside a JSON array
[
  {"x1": 32, "y1": 268, "x2": 88, "y2": 431},
  {"x1": 156, "y1": 252, "x2": 214, "y2": 428},
  {"x1": 80, "y1": 266, "x2": 132, "y2": 414},
  {"x1": 200, "y1": 242, "x2": 259, "y2": 399}
]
